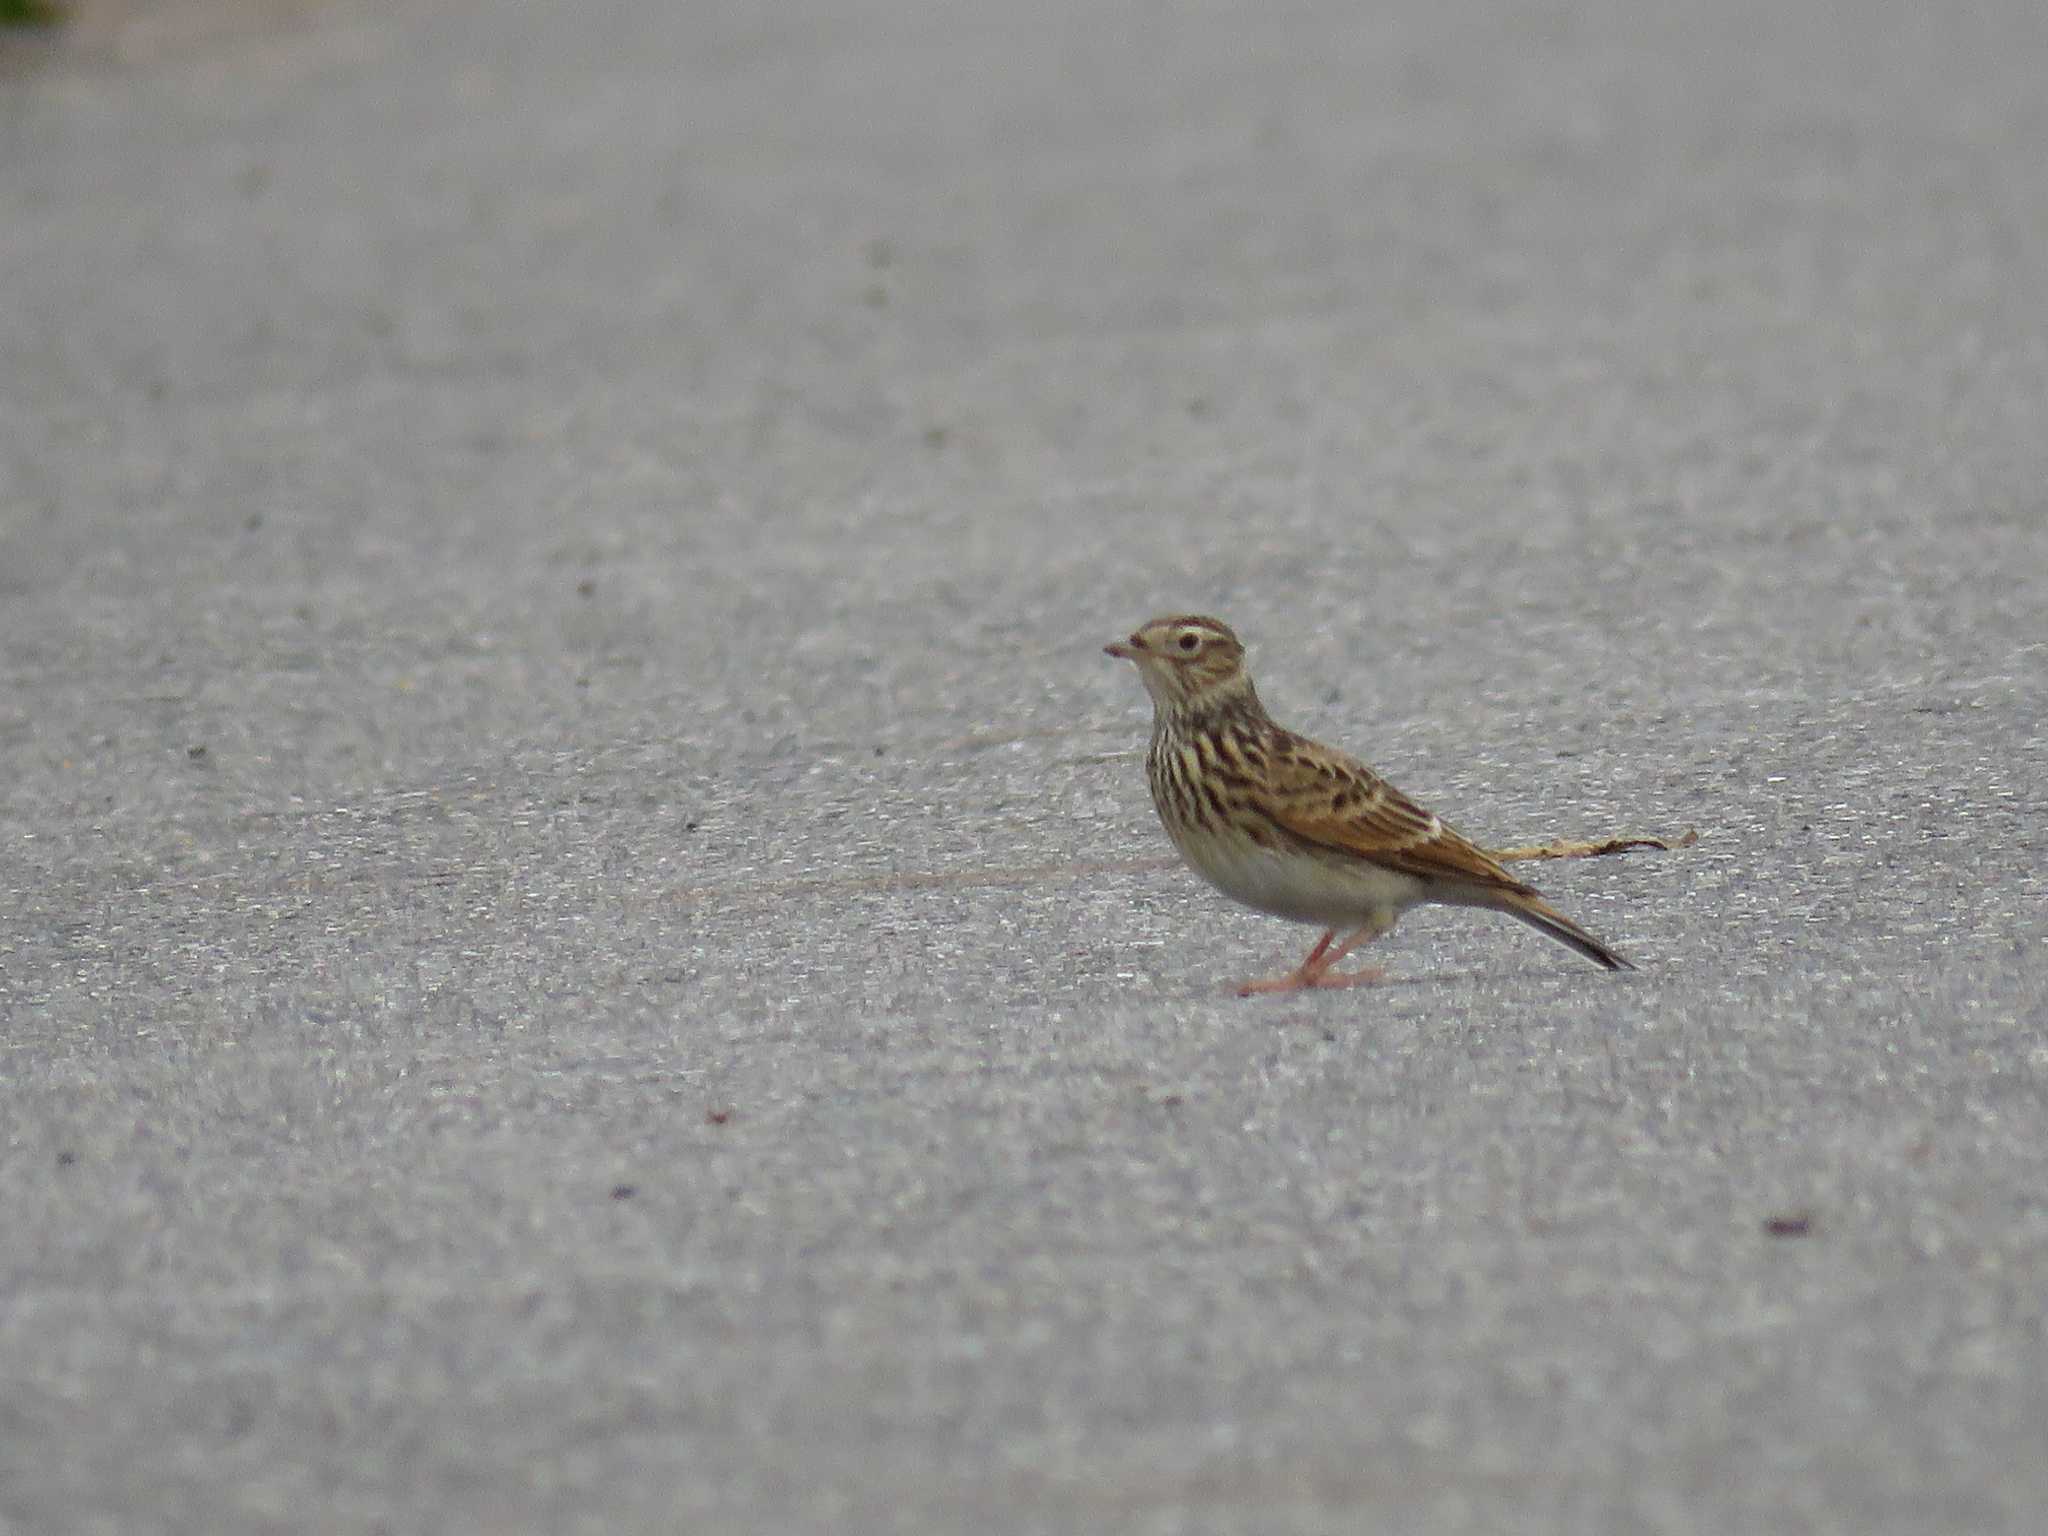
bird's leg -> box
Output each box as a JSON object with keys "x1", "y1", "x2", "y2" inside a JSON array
[
  {"x1": 1298, "y1": 928, "x2": 1337, "y2": 973},
  {"x1": 1234, "y1": 919, "x2": 1392, "y2": 996},
  {"x1": 1233, "y1": 929, "x2": 1336, "y2": 995},
  {"x1": 1301, "y1": 918, "x2": 1392, "y2": 988}
]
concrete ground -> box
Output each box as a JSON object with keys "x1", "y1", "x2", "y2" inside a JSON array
[{"x1": 3, "y1": 0, "x2": 2045, "y2": 1530}]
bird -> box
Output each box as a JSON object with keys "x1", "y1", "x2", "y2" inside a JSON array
[{"x1": 1104, "y1": 615, "x2": 1633, "y2": 994}]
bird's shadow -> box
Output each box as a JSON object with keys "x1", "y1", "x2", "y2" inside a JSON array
[{"x1": 1218, "y1": 961, "x2": 1638, "y2": 1001}]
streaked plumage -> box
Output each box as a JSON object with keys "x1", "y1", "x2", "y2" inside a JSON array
[{"x1": 1105, "y1": 615, "x2": 1632, "y2": 993}]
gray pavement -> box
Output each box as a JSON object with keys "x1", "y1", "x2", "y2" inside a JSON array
[{"x1": 4, "y1": 0, "x2": 2047, "y2": 1530}]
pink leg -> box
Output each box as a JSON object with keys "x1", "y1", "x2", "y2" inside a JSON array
[
  {"x1": 1310, "y1": 922, "x2": 1391, "y2": 982},
  {"x1": 1235, "y1": 928, "x2": 1334, "y2": 996},
  {"x1": 1299, "y1": 928, "x2": 1337, "y2": 971},
  {"x1": 1234, "y1": 919, "x2": 1391, "y2": 996}
]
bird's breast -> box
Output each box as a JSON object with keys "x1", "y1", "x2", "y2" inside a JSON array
[{"x1": 1148, "y1": 808, "x2": 1418, "y2": 929}]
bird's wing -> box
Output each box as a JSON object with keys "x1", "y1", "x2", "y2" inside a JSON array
[{"x1": 1254, "y1": 735, "x2": 1532, "y2": 893}]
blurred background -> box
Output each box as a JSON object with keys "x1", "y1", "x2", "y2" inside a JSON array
[{"x1": 3, "y1": 1, "x2": 2045, "y2": 1531}]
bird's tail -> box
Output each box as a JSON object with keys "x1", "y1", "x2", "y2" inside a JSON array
[{"x1": 1497, "y1": 889, "x2": 1634, "y2": 971}]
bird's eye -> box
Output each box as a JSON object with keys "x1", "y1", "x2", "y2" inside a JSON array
[{"x1": 1178, "y1": 633, "x2": 1200, "y2": 652}]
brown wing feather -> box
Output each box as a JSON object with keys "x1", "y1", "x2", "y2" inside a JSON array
[{"x1": 1254, "y1": 734, "x2": 1534, "y2": 894}]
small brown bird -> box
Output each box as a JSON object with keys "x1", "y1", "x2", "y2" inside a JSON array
[{"x1": 1106, "y1": 615, "x2": 1633, "y2": 993}]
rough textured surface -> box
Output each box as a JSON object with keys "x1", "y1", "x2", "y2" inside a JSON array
[{"x1": 3, "y1": 0, "x2": 2045, "y2": 1530}]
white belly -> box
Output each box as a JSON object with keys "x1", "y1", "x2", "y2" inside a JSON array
[{"x1": 1168, "y1": 820, "x2": 1425, "y2": 927}]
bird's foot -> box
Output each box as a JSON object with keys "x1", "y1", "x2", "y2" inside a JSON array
[
  {"x1": 1234, "y1": 964, "x2": 1386, "y2": 997},
  {"x1": 1310, "y1": 964, "x2": 1387, "y2": 990}
]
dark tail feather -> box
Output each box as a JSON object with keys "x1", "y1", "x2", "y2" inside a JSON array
[{"x1": 1499, "y1": 891, "x2": 1634, "y2": 971}]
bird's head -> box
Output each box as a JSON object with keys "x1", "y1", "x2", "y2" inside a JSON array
[{"x1": 1105, "y1": 615, "x2": 1254, "y2": 713}]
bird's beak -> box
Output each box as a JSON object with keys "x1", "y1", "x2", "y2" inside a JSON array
[{"x1": 1104, "y1": 639, "x2": 1140, "y2": 660}]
